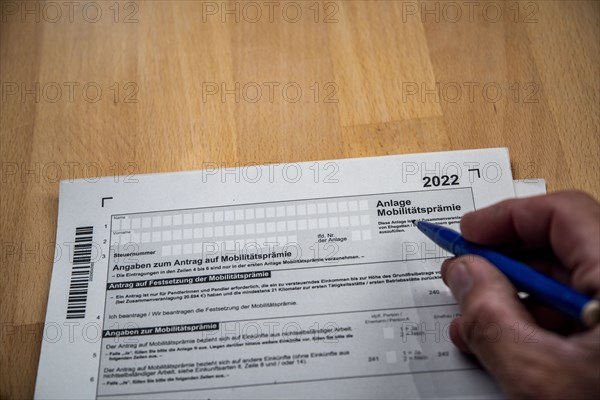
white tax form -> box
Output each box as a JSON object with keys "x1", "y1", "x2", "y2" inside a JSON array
[{"x1": 35, "y1": 148, "x2": 517, "y2": 399}]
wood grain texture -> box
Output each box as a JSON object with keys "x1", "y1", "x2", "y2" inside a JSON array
[{"x1": 1, "y1": 1, "x2": 598, "y2": 397}]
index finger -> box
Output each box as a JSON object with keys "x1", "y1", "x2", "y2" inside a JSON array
[{"x1": 460, "y1": 191, "x2": 600, "y2": 295}]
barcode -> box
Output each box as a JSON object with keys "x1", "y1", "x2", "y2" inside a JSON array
[{"x1": 66, "y1": 226, "x2": 94, "y2": 319}]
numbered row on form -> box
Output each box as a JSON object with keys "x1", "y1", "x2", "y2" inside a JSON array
[{"x1": 112, "y1": 200, "x2": 371, "y2": 230}]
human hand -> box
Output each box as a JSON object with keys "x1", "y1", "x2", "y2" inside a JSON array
[{"x1": 441, "y1": 191, "x2": 600, "y2": 399}]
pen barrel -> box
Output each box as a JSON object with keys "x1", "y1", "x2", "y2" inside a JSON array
[{"x1": 453, "y1": 239, "x2": 592, "y2": 323}]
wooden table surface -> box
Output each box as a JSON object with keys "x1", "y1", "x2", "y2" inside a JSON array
[{"x1": 1, "y1": 0, "x2": 599, "y2": 398}]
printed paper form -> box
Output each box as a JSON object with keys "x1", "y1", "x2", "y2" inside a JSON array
[
  {"x1": 514, "y1": 179, "x2": 546, "y2": 197},
  {"x1": 35, "y1": 148, "x2": 516, "y2": 399}
]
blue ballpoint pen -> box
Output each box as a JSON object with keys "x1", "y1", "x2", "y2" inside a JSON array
[{"x1": 415, "y1": 220, "x2": 600, "y2": 327}]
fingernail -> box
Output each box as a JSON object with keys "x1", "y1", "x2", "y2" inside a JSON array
[
  {"x1": 440, "y1": 258, "x2": 455, "y2": 285},
  {"x1": 446, "y1": 262, "x2": 472, "y2": 301}
]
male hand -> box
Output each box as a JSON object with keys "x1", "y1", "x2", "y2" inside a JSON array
[{"x1": 441, "y1": 191, "x2": 600, "y2": 399}]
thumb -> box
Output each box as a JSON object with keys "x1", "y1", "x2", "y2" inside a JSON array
[{"x1": 441, "y1": 256, "x2": 565, "y2": 395}]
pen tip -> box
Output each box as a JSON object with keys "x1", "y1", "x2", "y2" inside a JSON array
[{"x1": 411, "y1": 219, "x2": 417, "y2": 226}]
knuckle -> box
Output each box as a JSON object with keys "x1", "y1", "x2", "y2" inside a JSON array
[
  {"x1": 459, "y1": 297, "x2": 506, "y2": 346},
  {"x1": 462, "y1": 295, "x2": 504, "y2": 323},
  {"x1": 557, "y1": 190, "x2": 597, "y2": 205}
]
